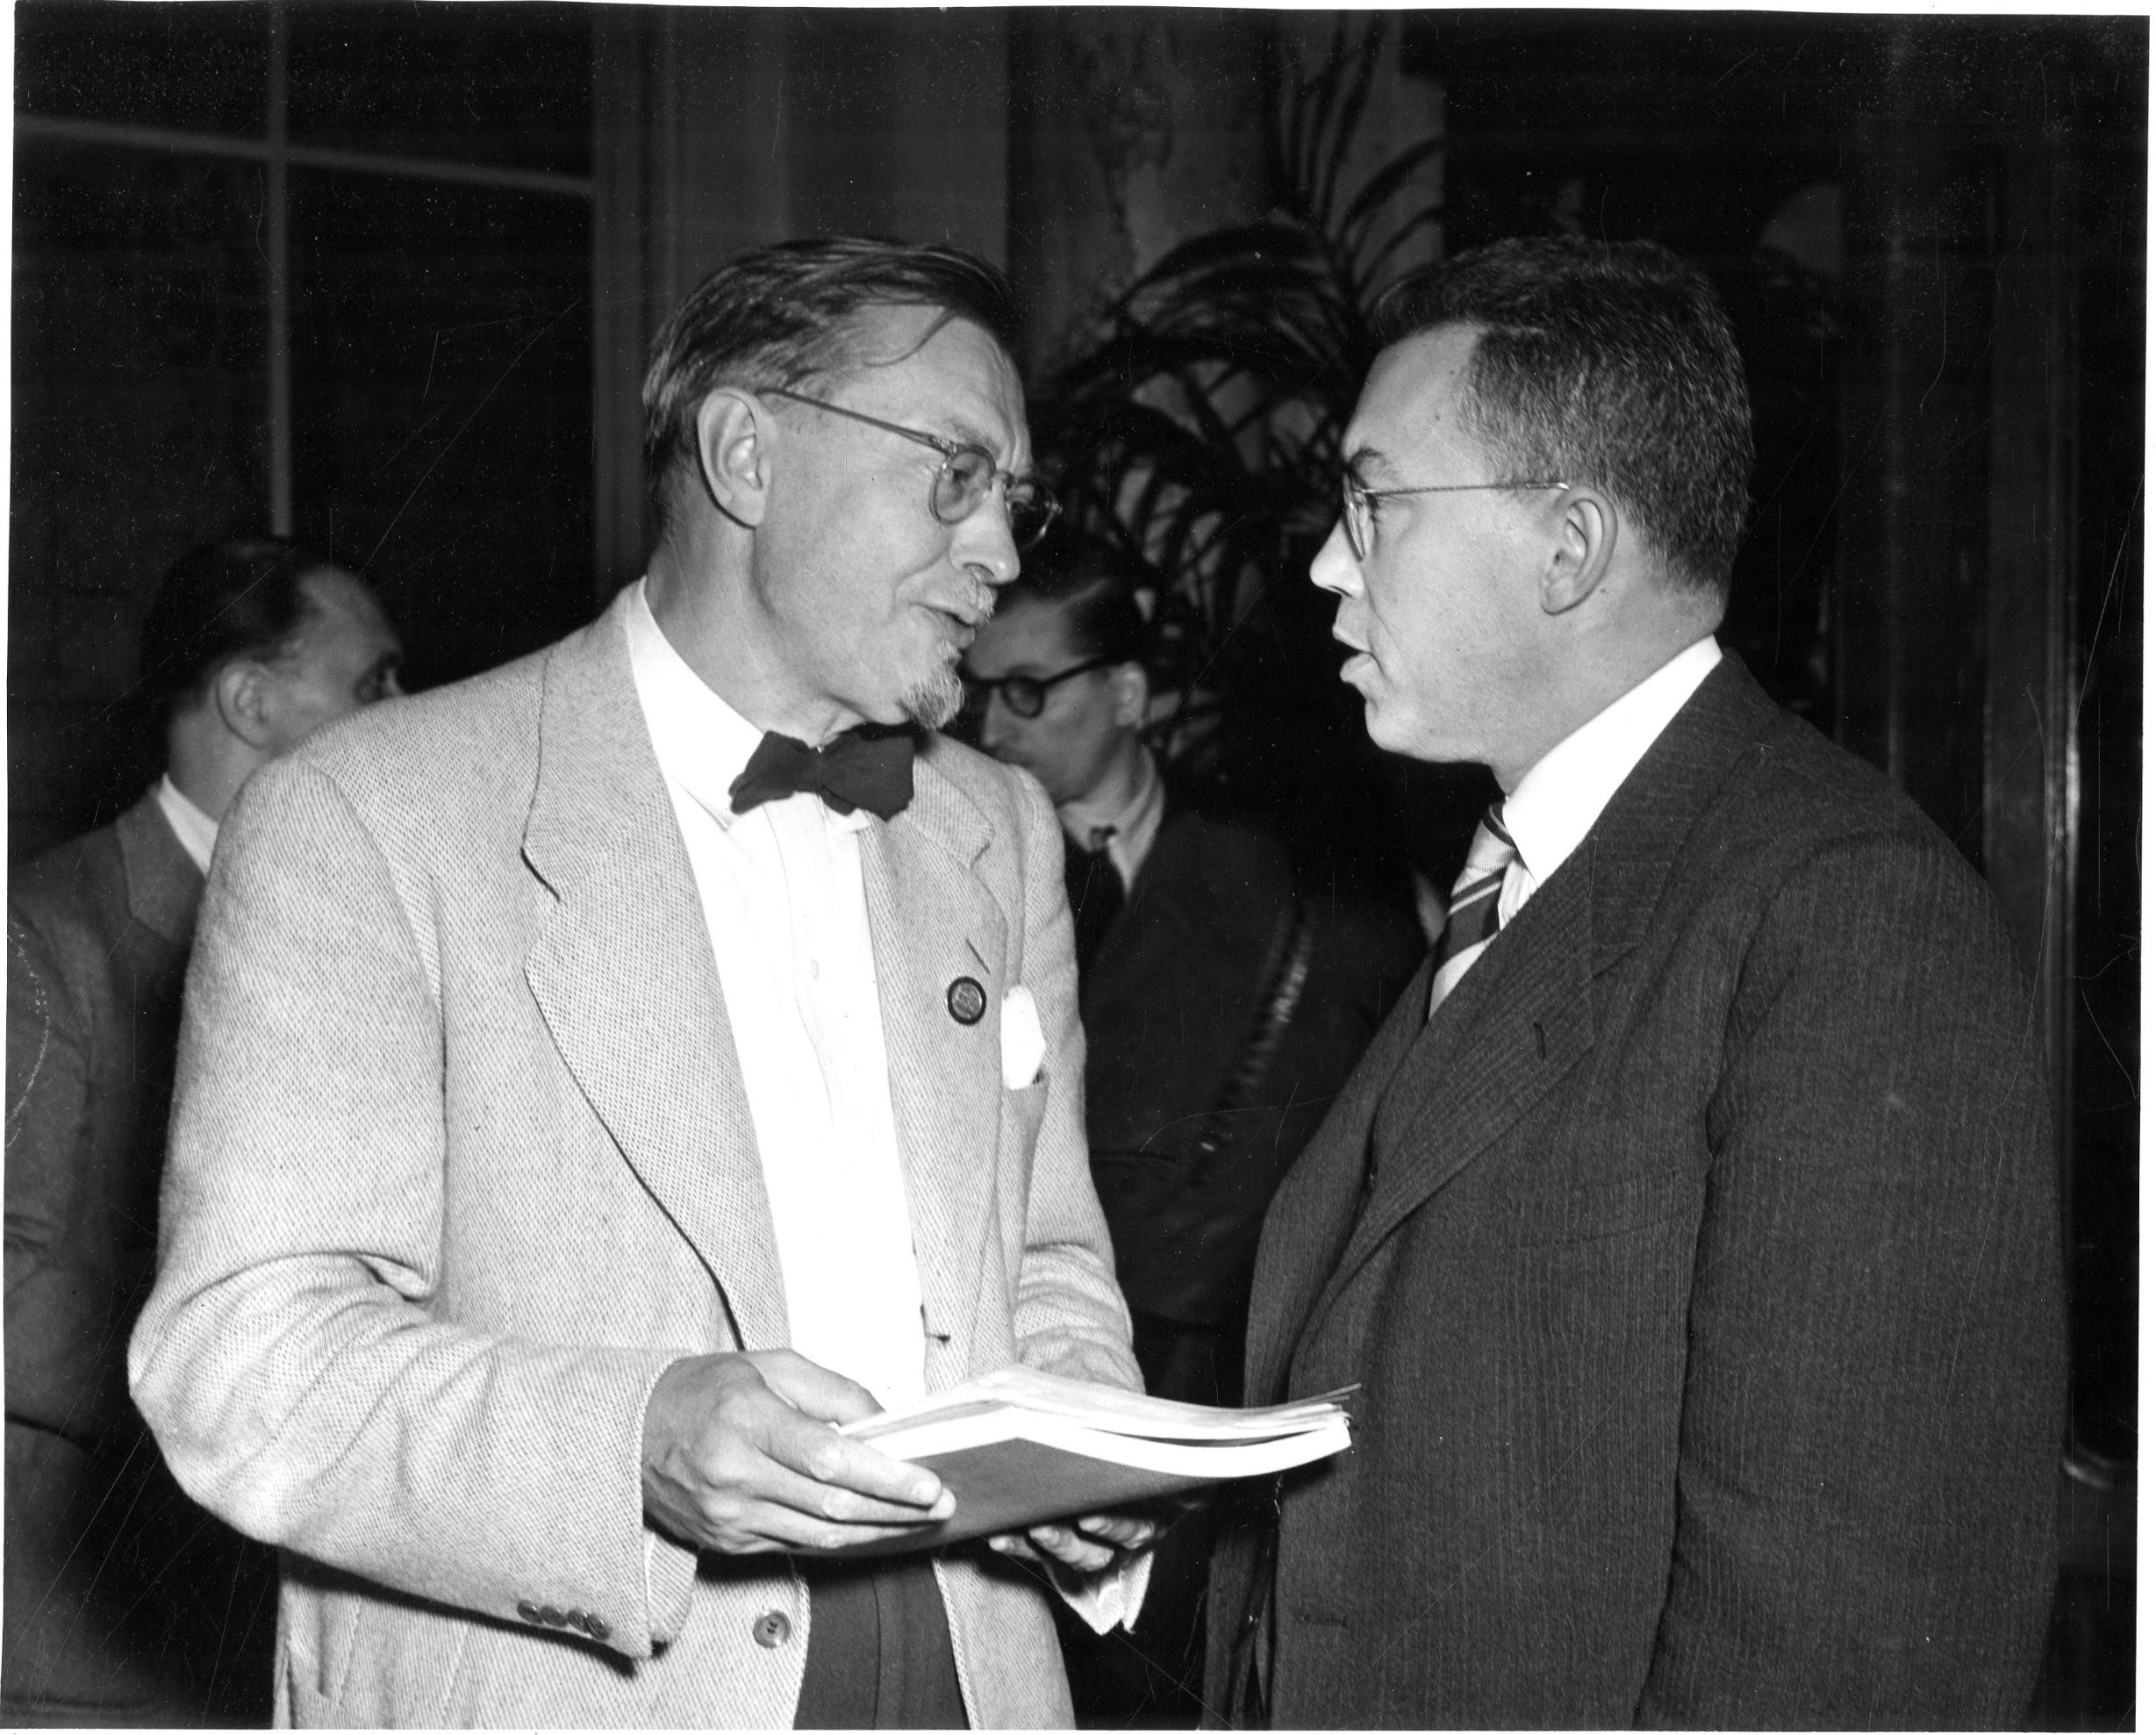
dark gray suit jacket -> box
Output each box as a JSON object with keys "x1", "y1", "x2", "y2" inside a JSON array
[
  {"x1": 5, "y1": 792, "x2": 276, "y2": 1722},
  {"x1": 1207, "y1": 658, "x2": 2063, "y2": 1729},
  {"x1": 1080, "y1": 797, "x2": 1418, "y2": 1372}
]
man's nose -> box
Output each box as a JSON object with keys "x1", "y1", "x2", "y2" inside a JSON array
[
  {"x1": 1309, "y1": 518, "x2": 1361, "y2": 598},
  {"x1": 951, "y1": 493, "x2": 1022, "y2": 588},
  {"x1": 978, "y1": 692, "x2": 1020, "y2": 753}
]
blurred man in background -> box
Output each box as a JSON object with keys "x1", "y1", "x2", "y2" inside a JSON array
[
  {"x1": 5, "y1": 534, "x2": 401, "y2": 1724},
  {"x1": 963, "y1": 537, "x2": 1419, "y2": 1725}
]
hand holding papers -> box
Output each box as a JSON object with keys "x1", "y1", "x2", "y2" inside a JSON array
[{"x1": 640, "y1": 1351, "x2": 956, "y2": 1557}]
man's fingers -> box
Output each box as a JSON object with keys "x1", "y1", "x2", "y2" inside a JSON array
[
  {"x1": 987, "y1": 1506, "x2": 1160, "y2": 1570},
  {"x1": 726, "y1": 1495, "x2": 959, "y2": 1556},
  {"x1": 1021, "y1": 1522, "x2": 1118, "y2": 1573},
  {"x1": 1074, "y1": 1512, "x2": 1159, "y2": 1550},
  {"x1": 742, "y1": 1450, "x2": 955, "y2": 1531},
  {"x1": 663, "y1": 1448, "x2": 953, "y2": 1556},
  {"x1": 987, "y1": 1509, "x2": 1158, "y2": 1571},
  {"x1": 641, "y1": 1353, "x2": 952, "y2": 1559},
  {"x1": 752, "y1": 1350, "x2": 885, "y2": 1426},
  {"x1": 751, "y1": 1403, "x2": 949, "y2": 1511},
  {"x1": 690, "y1": 1501, "x2": 962, "y2": 1556}
]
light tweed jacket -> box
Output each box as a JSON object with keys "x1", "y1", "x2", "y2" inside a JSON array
[{"x1": 128, "y1": 587, "x2": 1141, "y2": 1728}]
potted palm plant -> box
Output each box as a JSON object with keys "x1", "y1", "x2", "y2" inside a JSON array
[{"x1": 1032, "y1": 19, "x2": 1477, "y2": 888}]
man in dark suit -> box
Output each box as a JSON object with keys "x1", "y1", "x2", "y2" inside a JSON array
[
  {"x1": 1207, "y1": 237, "x2": 2063, "y2": 1728},
  {"x1": 964, "y1": 541, "x2": 1419, "y2": 1723},
  {"x1": 5, "y1": 535, "x2": 401, "y2": 1724}
]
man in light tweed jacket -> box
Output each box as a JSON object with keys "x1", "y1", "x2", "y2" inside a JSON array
[{"x1": 131, "y1": 239, "x2": 1151, "y2": 1727}]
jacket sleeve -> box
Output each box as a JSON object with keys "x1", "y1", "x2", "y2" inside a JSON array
[
  {"x1": 5, "y1": 901, "x2": 115, "y2": 1442},
  {"x1": 1003, "y1": 771, "x2": 1142, "y2": 1394},
  {"x1": 127, "y1": 759, "x2": 689, "y2": 1661},
  {"x1": 1637, "y1": 831, "x2": 2065, "y2": 1726}
]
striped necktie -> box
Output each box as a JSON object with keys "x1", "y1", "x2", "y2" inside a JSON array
[{"x1": 1427, "y1": 805, "x2": 1520, "y2": 1020}]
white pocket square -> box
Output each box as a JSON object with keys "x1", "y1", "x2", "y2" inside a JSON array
[{"x1": 1000, "y1": 985, "x2": 1046, "y2": 1088}]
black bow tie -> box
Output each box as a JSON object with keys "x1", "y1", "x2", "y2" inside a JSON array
[{"x1": 728, "y1": 725, "x2": 918, "y2": 821}]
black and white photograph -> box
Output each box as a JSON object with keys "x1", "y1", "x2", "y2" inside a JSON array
[{"x1": 5, "y1": 6, "x2": 2141, "y2": 1729}]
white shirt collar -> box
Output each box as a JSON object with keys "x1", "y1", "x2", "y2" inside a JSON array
[
  {"x1": 155, "y1": 774, "x2": 219, "y2": 876},
  {"x1": 1057, "y1": 744, "x2": 1165, "y2": 882},
  {"x1": 1501, "y1": 635, "x2": 1723, "y2": 893},
  {"x1": 622, "y1": 577, "x2": 870, "y2": 834}
]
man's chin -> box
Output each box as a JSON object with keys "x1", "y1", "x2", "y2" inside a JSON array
[
  {"x1": 1365, "y1": 705, "x2": 1470, "y2": 767},
  {"x1": 1357, "y1": 693, "x2": 1419, "y2": 758},
  {"x1": 899, "y1": 666, "x2": 964, "y2": 732}
]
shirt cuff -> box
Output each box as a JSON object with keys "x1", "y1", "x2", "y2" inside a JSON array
[{"x1": 1047, "y1": 1544, "x2": 1154, "y2": 1635}]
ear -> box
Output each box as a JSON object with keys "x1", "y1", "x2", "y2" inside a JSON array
[
  {"x1": 1540, "y1": 484, "x2": 1618, "y2": 616},
  {"x1": 1108, "y1": 661, "x2": 1149, "y2": 729},
  {"x1": 211, "y1": 660, "x2": 279, "y2": 751},
  {"x1": 693, "y1": 389, "x2": 772, "y2": 527}
]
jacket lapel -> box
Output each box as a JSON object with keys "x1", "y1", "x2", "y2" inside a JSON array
[
  {"x1": 861, "y1": 753, "x2": 1006, "y2": 1358},
  {"x1": 118, "y1": 790, "x2": 204, "y2": 950},
  {"x1": 1300, "y1": 865, "x2": 1597, "y2": 1336},
  {"x1": 1293, "y1": 655, "x2": 1782, "y2": 1350},
  {"x1": 520, "y1": 592, "x2": 790, "y2": 1351},
  {"x1": 1243, "y1": 950, "x2": 1434, "y2": 1405}
]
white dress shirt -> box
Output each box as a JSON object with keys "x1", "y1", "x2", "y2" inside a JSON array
[
  {"x1": 1055, "y1": 745, "x2": 1165, "y2": 890},
  {"x1": 623, "y1": 581, "x2": 928, "y2": 1409},
  {"x1": 1495, "y1": 636, "x2": 1723, "y2": 927},
  {"x1": 155, "y1": 774, "x2": 219, "y2": 876}
]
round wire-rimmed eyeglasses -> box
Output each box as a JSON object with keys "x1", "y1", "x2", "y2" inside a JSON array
[
  {"x1": 766, "y1": 387, "x2": 1061, "y2": 550},
  {"x1": 1339, "y1": 471, "x2": 1569, "y2": 561},
  {"x1": 957, "y1": 657, "x2": 1114, "y2": 723}
]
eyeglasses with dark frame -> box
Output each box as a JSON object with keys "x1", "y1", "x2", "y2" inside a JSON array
[
  {"x1": 957, "y1": 656, "x2": 1115, "y2": 722},
  {"x1": 1338, "y1": 470, "x2": 1569, "y2": 561},
  {"x1": 766, "y1": 387, "x2": 1061, "y2": 550}
]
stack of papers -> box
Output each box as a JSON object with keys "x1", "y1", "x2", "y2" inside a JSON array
[{"x1": 813, "y1": 1365, "x2": 1353, "y2": 1555}]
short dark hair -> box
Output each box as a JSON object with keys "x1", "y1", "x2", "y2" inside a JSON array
[
  {"x1": 641, "y1": 236, "x2": 1022, "y2": 534},
  {"x1": 997, "y1": 532, "x2": 1149, "y2": 669},
  {"x1": 1371, "y1": 237, "x2": 1753, "y2": 596},
  {"x1": 137, "y1": 534, "x2": 340, "y2": 720}
]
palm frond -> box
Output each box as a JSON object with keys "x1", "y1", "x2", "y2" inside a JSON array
[{"x1": 1033, "y1": 19, "x2": 1443, "y2": 812}]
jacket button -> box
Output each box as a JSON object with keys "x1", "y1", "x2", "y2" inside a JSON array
[
  {"x1": 585, "y1": 1612, "x2": 611, "y2": 1642},
  {"x1": 539, "y1": 1605, "x2": 566, "y2": 1627},
  {"x1": 753, "y1": 1610, "x2": 791, "y2": 1648},
  {"x1": 516, "y1": 1600, "x2": 542, "y2": 1624},
  {"x1": 563, "y1": 1610, "x2": 589, "y2": 1634}
]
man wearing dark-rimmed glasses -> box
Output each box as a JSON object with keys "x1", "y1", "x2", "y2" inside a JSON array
[
  {"x1": 1211, "y1": 235, "x2": 2060, "y2": 1727},
  {"x1": 131, "y1": 237, "x2": 1153, "y2": 1729}
]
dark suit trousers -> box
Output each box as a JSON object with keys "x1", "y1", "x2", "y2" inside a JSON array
[{"x1": 793, "y1": 1555, "x2": 965, "y2": 1729}]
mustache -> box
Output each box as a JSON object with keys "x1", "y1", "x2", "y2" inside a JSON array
[{"x1": 955, "y1": 574, "x2": 998, "y2": 631}]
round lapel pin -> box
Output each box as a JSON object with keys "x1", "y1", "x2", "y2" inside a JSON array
[{"x1": 946, "y1": 976, "x2": 987, "y2": 1025}]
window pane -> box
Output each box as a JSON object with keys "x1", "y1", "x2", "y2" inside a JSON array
[
  {"x1": 288, "y1": 169, "x2": 592, "y2": 692},
  {"x1": 16, "y1": 1, "x2": 266, "y2": 135},
  {"x1": 287, "y1": 2, "x2": 591, "y2": 177},
  {"x1": 11, "y1": 141, "x2": 269, "y2": 857}
]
